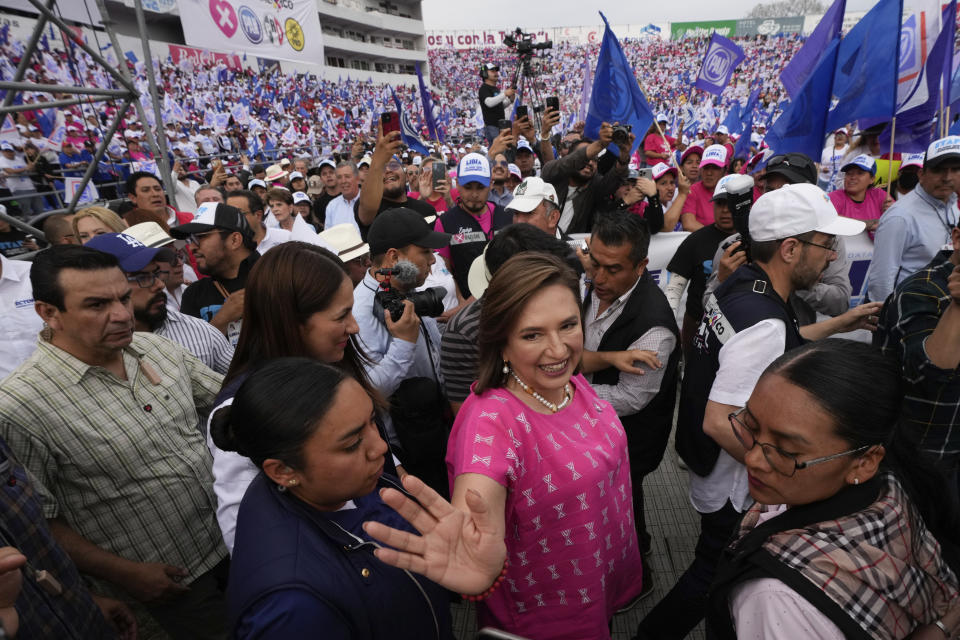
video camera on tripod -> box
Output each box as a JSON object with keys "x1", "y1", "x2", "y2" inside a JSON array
[{"x1": 502, "y1": 27, "x2": 553, "y2": 56}]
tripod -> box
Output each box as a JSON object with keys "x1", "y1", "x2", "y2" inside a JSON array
[{"x1": 509, "y1": 52, "x2": 548, "y2": 134}]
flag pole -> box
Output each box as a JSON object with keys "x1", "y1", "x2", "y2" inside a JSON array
[{"x1": 886, "y1": 116, "x2": 896, "y2": 195}]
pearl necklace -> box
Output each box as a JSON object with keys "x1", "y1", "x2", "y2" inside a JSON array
[{"x1": 509, "y1": 371, "x2": 572, "y2": 413}]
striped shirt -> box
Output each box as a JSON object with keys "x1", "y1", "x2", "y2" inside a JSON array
[
  {"x1": 440, "y1": 298, "x2": 482, "y2": 403},
  {"x1": 156, "y1": 308, "x2": 235, "y2": 374},
  {"x1": 0, "y1": 332, "x2": 227, "y2": 598}
]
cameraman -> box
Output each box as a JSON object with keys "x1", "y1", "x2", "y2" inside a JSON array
[
  {"x1": 479, "y1": 63, "x2": 515, "y2": 144},
  {"x1": 354, "y1": 207, "x2": 453, "y2": 494},
  {"x1": 354, "y1": 207, "x2": 451, "y2": 396},
  {"x1": 541, "y1": 121, "x2": 631, "y2": 234}
]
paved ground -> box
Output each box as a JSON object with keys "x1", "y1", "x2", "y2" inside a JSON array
[{"x1": 452, "y1": 435, "x2": 706, "y2": 640}]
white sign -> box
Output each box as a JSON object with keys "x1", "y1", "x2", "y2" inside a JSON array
[
  {"x1": 176, "y1": 0, "x2": 323, "y2": 64},
  {"x1": 64, "y1": 177, "x2": 99, "y2": 205}
]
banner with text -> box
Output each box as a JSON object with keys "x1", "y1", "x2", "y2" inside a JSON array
[
  {"x1": 735, "y1": 17, "x2": 805, "y2": 36},
  {"x1": 671, "y1": 20, "x2": 737, "y2": 40},
  {"x1": 168, "y1": 44, "x2": 242, "y2": 70},
  {"x1": 176, "y1": 0, "x2": 323, "y2": 63}
]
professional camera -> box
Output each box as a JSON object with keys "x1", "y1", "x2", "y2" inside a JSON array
[
  {"x1": 722, "y1": 174, "x2": 756, "y2": 263},
  {"x1": 503, "y1": 27, "x2": 552, "y2": 56},
  {"x1": 373, "y1": 267, "x2": 446, "y2": 322},
  {"x1": 611, "y1": 124, "x2": 632, "y2": 146}
]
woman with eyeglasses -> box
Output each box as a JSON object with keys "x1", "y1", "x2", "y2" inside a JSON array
[{"x1": 706, "y1": 339, "x2": 960, "y2": 640}]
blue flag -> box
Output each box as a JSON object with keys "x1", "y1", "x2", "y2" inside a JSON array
[
  {"x1": 781, "y1": 0, "x2": 846, "y2": 98},
  {"x1": 585, "y1": 12, "x2": 655, "y2": 154},
  {"x1": 942, "y1": 2, "x2": 957, "y2": 111},
  {"x1": 732, "y1": 109, "x2": 755, "y2": 160},
  {"x1": 390, "y1": 87, "x2": 429, "y2": 155},
  {"x1": 722, "y1": 103, "x2": 741, "y2": 133},
  {"x1": 694, "y1": 33, "x2": 745, "y2": 96},
  {"x1": 415, "y1": 63, "x2": 442, "y2": 144},
  {"x1": 826, "y1": 0, "x2": 903, "y2": 132},
  {"x1": 880, "y1": 0, "x2": 955, "y2": 152},
  {"x1": 765, "y1": 38, "x2": 840, "y2": 158}
]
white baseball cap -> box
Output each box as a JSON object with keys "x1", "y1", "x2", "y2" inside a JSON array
[
  {"x1": 508, "y1": 163, "x2": 522, "y2": 179},
  {"x1": 458, "y1": 153, "x2": 491, "y2": 187},
  {"x1": 700, "y1": 144, "x2": 728, "y2": 169},
  {"x1": 712, "y1": 174, "x2": 754, "y2": 201},
  {"x1": 651, "y1": 162, "x2": 677, "y2": 181},
  {"x1": 505, "y1": 177, "x2": 558, "y2": 213},
  {"x1": 516, "y1": 138, "x2": 534, "y2": 153},
  {"x1": 749, "y1": 183, "x2": 865, "y2": 242},
  {"x1": 901, "y1": 152, "x2": 925, "y2": 170},
  {"x1": 248, "y1": 179, "x2": 267, "y2": 189},
  {"x1": 292, "y1": 191, "x2": 311, "y2": 204},
  {"x1": 715, "y1": 125, "x2": 730, "y2": 135},
  {"x1": 318, "y1": 158, "x2": 336, "y2": 170},
  {"x1": 288, "y1": 171, "x2": 305, "y2": 181},
  {"x1": 656, "y1": 112, "x2": 668, "y2": 122},
  {"x1": 925, "y1": 136, "x2": 960, "y2": 168}
]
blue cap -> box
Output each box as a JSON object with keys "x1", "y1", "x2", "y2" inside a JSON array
[
  {"x1": 841, "y1": 154, "x2": 877, "y2": 177},
  {"x1": 86, "y1": 233, "x2": 163, "y2": 273}
]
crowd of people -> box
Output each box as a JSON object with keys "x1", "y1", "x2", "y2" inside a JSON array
[
  {"x1": 1, "y1": 9, "x2": 960, "y2": 640},
  {"x1": 0, "y1": 28, "x2": 809, "y2": 220}
]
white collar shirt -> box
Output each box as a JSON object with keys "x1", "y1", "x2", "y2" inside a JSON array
[{"x1": 0, "y1": 255, "x2": 43, "y2": 380}]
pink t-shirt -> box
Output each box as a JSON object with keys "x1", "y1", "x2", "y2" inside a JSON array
[
  {"x1": 447, "y1": 375, "x2": 643, "y2": 640},
  {"x1": 829, "y1": 188, "x2": 885, "y2": 222},
  {"x1": 643, "y1": 133, "x2": 673, "y2": 162},
  {"x1": 407, "y1": 188, "x2": 460, "y2": 214},
  {"x1": 434, "y1": 203, "x2": 492, "y2": 262},
  {"x1": 683, "y1": 180, "x2": 715, "y2": 226}
]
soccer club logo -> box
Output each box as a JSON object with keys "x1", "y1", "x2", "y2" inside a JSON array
[
  {"x1": 208, "y1": 0, "x2": 238, "y2": 38},
  {"x1": 238, "y1": 6, "x2": 262, "y2": 44},
  {"x1": 702, "y1": 46, "x2": 734, "y2": 86},
  {"x1": 284, "y1": 17, "x2": 305, "y2": 51}
]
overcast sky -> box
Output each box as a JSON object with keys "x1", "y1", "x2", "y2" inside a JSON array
[{"x1": 420, "y1": 0, "x2": 881, "y2": 30}]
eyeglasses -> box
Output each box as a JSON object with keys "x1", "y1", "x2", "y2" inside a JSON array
[
  {"x1": 492, "y1": 160, "x2": 509, "y2": 167},
  {"x1": 187, "y1": 230, "x2": 221, "y2": 245},
  {"x1": 795, "y1": 236, "x2": 839, "y2": 253},
  {"x1": 729, "y1": 407, "x2": 871, "y2": 477},
  {"x1": 386, "y1": 161, "x2": 403, "y2": 171},
  {"x1": 126, "y1": 269, "x2": 170, "y2": 288}
]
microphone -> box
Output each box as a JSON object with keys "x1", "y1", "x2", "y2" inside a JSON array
[{"x1": 387, "y1": 259, "x2": 421, "y2": 288}]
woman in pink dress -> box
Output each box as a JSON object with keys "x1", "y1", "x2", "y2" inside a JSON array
[{"x1": 365, "y1": 252, "x2": 644, "y2": 640}]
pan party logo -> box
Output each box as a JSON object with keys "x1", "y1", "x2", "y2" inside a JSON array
[{"x1": 284, "y1": 17, "x2": 304, "y2": 51}]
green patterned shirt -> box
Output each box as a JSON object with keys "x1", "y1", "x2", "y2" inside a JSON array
[{"x1": 0, "y1": 331, "x2": 226, "y2": 598}]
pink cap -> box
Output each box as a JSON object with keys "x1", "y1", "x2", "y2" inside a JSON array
[{"x1": 651, "y1": 162, "x2": 678, "y2": 180}]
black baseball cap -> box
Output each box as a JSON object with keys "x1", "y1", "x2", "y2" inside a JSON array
[
  {"x1": 367, "y1": 207, "x2": 450, "y2": 256},
  {"x1": 765, "y1": 152, "x2": 817, "y2": 185},
  {"x1": 170, "y1": 202, "x2": 254, "y2": 241}
]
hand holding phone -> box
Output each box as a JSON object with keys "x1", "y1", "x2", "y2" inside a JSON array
[
  {"x1": 432, "y1": 162, "x2": 446, "y2": 188},
  {"x1": 381, "y1": 112, "x2": 401, "y2": 137}
]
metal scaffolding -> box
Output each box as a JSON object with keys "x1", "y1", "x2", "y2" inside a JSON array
[{"x1": 0, "y1": 0, "x2": 171, "y2": 246}]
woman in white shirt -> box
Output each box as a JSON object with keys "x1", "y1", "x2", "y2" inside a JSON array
[{"x1": 707, "y1": 339, "x2": 960, "y2": 639}]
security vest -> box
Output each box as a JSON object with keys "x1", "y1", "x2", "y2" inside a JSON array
[
  {"x1": 675, "y1": 263, "x2": 804, "y2": 477},
  {"x1": 439, "y1": 202, "x2": 512, "y2": 298}
]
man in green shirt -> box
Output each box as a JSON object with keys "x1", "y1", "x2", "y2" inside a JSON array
[{"x1": 0, "y1": 245, "x2": 228, "y2": 638}]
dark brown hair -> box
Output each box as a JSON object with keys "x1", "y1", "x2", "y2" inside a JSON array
[
  {"x1": 266, "y1": 187, "x2": 294, "y2": 206},
  {"x1": 122, "y1": 207, "x2": 169, "y2": 232},
  {"x1": 224, "y1": 241, "x2": 381, "y2": 406},
  {"x1": 474, "y1": 252, "x2": 582, "y2": 395}
]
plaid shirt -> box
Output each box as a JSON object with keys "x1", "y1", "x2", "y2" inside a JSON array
[
  {"x1": 876, "y1": 250, "x2": 960, "y2": 459},
  {"x1": 0, "y1": 332, "x2": 227, "y2": 599},
  {"x1": 738, "y1": 474, "x2": 959, "y2": 639},
  {"x1": 0, "y1": 437, "x2": 114, "y2": 638}
]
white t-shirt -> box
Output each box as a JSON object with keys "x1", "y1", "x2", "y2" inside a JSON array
[
  {"x1": 0, "y1": 155, "x2": 33, "y2": 191},
  {"x1": 0, "y1": 255, "x2": 43, "y2": 379},
  {"x1": 688, "y1": 318, "x2": 787, "y2": 514}
]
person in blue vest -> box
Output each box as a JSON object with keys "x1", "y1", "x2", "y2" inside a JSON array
[
  {"x1": 637, "y1": 184, "x2": 882, "y2": 640},
  {"x1": 433, "y1": 153, "x2": 512, "y2": 300},
  {"x1": 210, "y1": 358, "x2": 457, "y2": 639}
]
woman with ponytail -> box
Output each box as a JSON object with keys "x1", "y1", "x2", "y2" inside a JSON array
[
  {"x1": 211, "y1": 359, "x2": 459, "y2": 639},
  {"x1": 706, "y1": 339, "x2": 960, "y2": 640}
]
